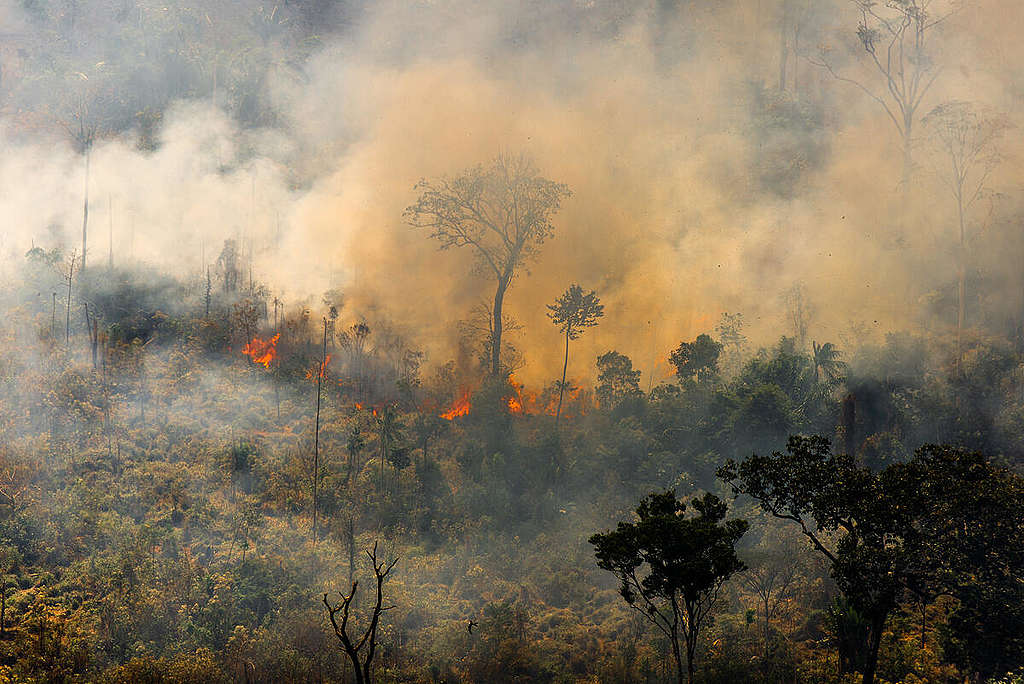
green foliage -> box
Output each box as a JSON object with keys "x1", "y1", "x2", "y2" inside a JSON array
[
  {"x1": 595, "y1": 350, "x2": 641, "y2": 409},
  {"x1": 590, "y1": 490, "x2": 748, "y2": 683},
  {"x1": 547, "y1": 284, "x2": 604, "y2": 340},
  {"x1": 670, "y1": 334, "x2": 723, "y2": 384}
]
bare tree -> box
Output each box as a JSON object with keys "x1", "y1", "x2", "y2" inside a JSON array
[
  {"x1": 810, "y1": 0, "x2": 961, "y2": 191},
  {"x1": 323, "y1": 541, "x2": 399, "y2": 684},
  {"x1": 58, "y1": 250, "x2": 77, "y2": 345},
  {"x1": 312, "y1": 318, "x2": 327, "y2": 546},
  {"x1": 922, "y1": 101, "x2": 1009, "y2": 372},
  {"x1": 406, "y1": 154, "x2": 571, "y2": 377}
]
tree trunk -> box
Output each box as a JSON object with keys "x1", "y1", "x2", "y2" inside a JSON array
[
  {"x1": 313, "y1": 319, "x2": 327, "y2": 546},
  {"x1": 779, "y1": 0, "x2": 788, "y2": 91},
  {"x1": 862, "y1": 614, "x2": 886, "y2": 684},
  {"x1": 956, "y1": 189, "x2": 966, "y2": 377},
  {"x1": 65, "y1": 257, "x2": 74, "y2": 344},
  {"x1": 491, "y1": 274, "x2": 511, "y2": 377},
  {"x1": 669, "y1": 631, "x2": 686, "y2": 684},
  {"x1": 81, "y1": 150, "x2": 90, "y2": 271},
  {"x1": 555, "y1": 329, "x2": 569, "y2": 427}
]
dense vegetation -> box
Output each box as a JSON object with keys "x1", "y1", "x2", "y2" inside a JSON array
[
  {"x1": 0, "y1": 248, "x2": 1021, "y2": 683},
  {"x1": 2, "y1": 0, "x2": 1024, "y2": 682}
]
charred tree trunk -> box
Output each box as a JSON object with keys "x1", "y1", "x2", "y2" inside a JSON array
[{"x1": 324, "y1": 542, "x2": 398, "y2": 684}]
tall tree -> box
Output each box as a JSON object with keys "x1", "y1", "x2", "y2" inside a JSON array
[
  {"x1": 810, "y1": 0, "x2": 959, "y2": 194},
  {"x1": 405, "y1": 154, "x2": 571, "y2": 377},
  {"x1": 547, "y1": 284, "x2": 603, "y2": 426},
  {"x1": 921, "y1": 101, "x2": 1009, "y2": 373},
  {"x1": 590, "y1": 491, "x2": 748, "y2": 684},
  {"x1": 312, "y1": 318, "x2": 327, "y2": 546},
  {"x1": 718, "y1": 435, "x2": 1024, "y2": 684}
]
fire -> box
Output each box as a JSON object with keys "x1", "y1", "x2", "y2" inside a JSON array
[
  {"x1": 440, "y1": 389, "x2": 471, "y2": 420},
  {"x1": 505, "y1": 375, "x2": 588, "y2": 417},
  {"x1": 305, "y1": 355, "x2": 331, "y2": 381},
  {"x1": 242, "y1": 334, "x2": 279, "y2": 368}
]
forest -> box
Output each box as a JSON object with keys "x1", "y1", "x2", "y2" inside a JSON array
[{"x1": 1, "y1": 0, "x2": 1023, "y2": 682}]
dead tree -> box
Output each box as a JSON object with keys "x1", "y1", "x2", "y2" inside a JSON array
[
  {"x1": 312, "y1": 317, "x2": 327, "y2": 546},
  {"x1": 84, "y1": 303, "x2": 100, "y2": 370},
  {"x1": 323, "y1": 541, "x2": 398, "y2": 684},
  {"x1": 61, "y1": 251, "x2": 77, "y2": 344}
]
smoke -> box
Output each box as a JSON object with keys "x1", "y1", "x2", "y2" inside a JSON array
[{"x1": 3, "y1": 0, "x2": 1024, "y2": 385}]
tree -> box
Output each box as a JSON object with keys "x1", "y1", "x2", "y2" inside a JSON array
[
  {"x1": 547, "y1": 284, "x2": 603, "y2": 426},
  {"x1": 323, "y1": 541, "x2": 398, "y2": 684},
  {"x1": 921, "y1": 101, "x2": 1010, "y2": 373},
  {"x1": 589, "y1": 491, "x2": 748, "y2": 684},
  {"x1": 742, "y1": 534, "x2": 805, "y2": 668},
  {"x1": 405, "y1": 154, "x2": 572, "y2": 377},
  {"x1": 595, "y1": 351, "x2": 642, "y2": 408},
  {"x1": 58, "y1": 250, "x2": 77, "y2": 345},
  {"x1": 809, "y1": 0, "x2": 960, "y2": 192},
  {"x1": 811, "y1": 340, "x2": 845, "y2": 386},
  {"x1": 718, "y1": 435, "x2": 899, "y2": 684},
  {"x1": 669, "y1": 334, "x2": 723, "y2": 384},
  {"x1": 312, "y1": 318, "x2": 327, "y2": 546},
  {"x1": 718, "y1": 435, "x2": 1024, "y2": 684}
]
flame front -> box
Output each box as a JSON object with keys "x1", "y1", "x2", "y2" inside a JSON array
[
  {"x1": 440, "y1": 389, "x2": 471, "y2": 420},
  {"x1": 242, "y1": 334, "x2": 279, "y2": 368}
]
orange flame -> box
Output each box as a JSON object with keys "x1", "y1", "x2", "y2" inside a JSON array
[
  {"x1": 305, "y1": 354, "x2": 331, "y2": 381},
  {"x1": 440, "y1": 389, "x2": 471, "y2": 420},
  {"x1": 242, "y1": 334, "x2": 279, "y2": 368}
]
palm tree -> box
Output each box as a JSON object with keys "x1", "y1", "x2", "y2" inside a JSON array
[{"x1": 811, "y1": 341, "x2": 844, "y2": 386}]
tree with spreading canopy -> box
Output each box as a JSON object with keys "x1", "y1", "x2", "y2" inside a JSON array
[
  {"x1": 669, "y1": 334, "x2": 723, "y2": 385},
  {"x1": 718, "y1": 435, "x2": 1024, "y2": 684},
  {"x1": 589, "y1": 490, "x2": 748, "y2": 684},
  {"x1": 405, "y1": 154, "x2": 572, "y2": 377}
]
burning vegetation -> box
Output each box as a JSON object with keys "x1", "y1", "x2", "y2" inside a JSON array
[
  {"x1": 241, "y1": 333, "x2": 279, "y2": 368},
  {"x1": 3, "y1": 1, "x2": 1024, "y2": 683}
]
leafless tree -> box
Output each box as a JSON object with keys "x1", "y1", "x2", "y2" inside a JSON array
[
  {"x1": 323, "y1": 541, "x2": 399, "y2": 684},
  {"x1": 922, "y1": 100, "x2": 1010, "y2": 373},
  {"x1": 809, "y1": 1, "x2": 962, "y2": 191}
]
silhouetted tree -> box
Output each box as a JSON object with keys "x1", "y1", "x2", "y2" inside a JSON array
[
  {"x1": 590, "y1": 491, "x2": 748, "y2": 684},
  {"x1": 324, "y1": 541, "x2": 398, "y2": 684},
  {"x1": 406, "y1": 154, "x2": 571, "y2": 376},
  {"x1": 809, "y1": 0, "x2": 960, "y2": 191},
  {"x1": 719, "y1": 436, "x2": 1024, "y2": 684},
  {"x1": 669, "y1": 334, "x2": 722, "y2": 384},
  {"x1": 547, "y1": 284, "x2": 603, "y2": 426},
  {"x1": 595, "y1": 351, "x2": 642, "y2": 408},
  {"x1": 922, "y1": 101, "x2": 1010, "y2": 373}
]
